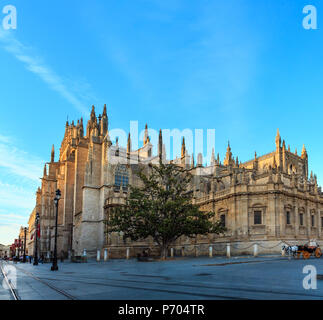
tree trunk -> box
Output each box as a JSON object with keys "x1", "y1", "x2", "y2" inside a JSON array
[{"x1": 160, "y1": 245, "x2": 168, "y2": 260}]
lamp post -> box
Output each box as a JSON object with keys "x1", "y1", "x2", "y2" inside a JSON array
[
  {"x1": 33, "y1": 213, "x2": 40, "y2": 266},
  {"x1": 51, "y1": 189, "x2": 61, "y2": 271},
  {"x1": 18, "y1": 236, "x2": 20, "y2": 259},
  {"x1": 23, "y1": 227, "x2": 27, "y2": 263}
]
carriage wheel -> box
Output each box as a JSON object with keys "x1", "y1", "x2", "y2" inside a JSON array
[
  {"x1": 303, "y1": 251, "x2": 310, "y2": 260},
  {"x1": 315, "y1": 248, "x2": 322, "y2": 258}
]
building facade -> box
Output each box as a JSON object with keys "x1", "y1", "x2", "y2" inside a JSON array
[{"x1": 28, "y1": 106, "x2": 323, "y2": 258}]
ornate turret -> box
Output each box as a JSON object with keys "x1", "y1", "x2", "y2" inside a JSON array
[
  {"x1": 301, "y1": 144, "x2": 308, "y2": 159},
  {"x1": 224, "y1": 142, "x2": 234, "y2": 167},
  {"x1": 158, "y1": 129, "x2": 163, "y2": 161},
  {"x1": 90, "y1": 105, "x2": 96, "y2": 122},
  {"x1": 253, "y1": 151, "x2": 258, "y2": 171},
  {"x1": 79, "y1": 118, "x2": 84, "y2": 137},
  {"x1": 276, "y1": 128, "x2": 281, "y2": 149},
  {"x1": 101, "y1": 104, "x2": 108, "y2": 136},
  {"x1": 181, "y1": 137, "x2": 186, "y2": 159},
  {"x1": 127, "y1": 133, "x2": 131, "y2": 154},
  {"x1": 197, "y1": 153, "x2": 203, "y2": 167},
  {"x1": 211, "y1": 148, "x2": 215, "y2": 166},
  {"x1": 144, "y1": 124, "x2": 150, "y2": 146},
  {"x1": 51, "y1": 145, "x2": 55, "y2": 163},
  {"x1": 43, "y1": 164, "x2": 47, "y2": 177}
]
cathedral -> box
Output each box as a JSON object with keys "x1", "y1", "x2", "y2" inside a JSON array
[{"x1": 28, "y1": 105, "x2": 323, "y2": 258}]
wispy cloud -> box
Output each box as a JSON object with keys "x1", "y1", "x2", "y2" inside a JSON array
[
  {"x1": 0, "y1": 135, "x2": 43, "y2": 182},
  {"x1": 0, "y1": 134, "x2": 42, "y2": 244},
  {"x1": 0, "y1": 29, "x2": 94, "y2": 116}
]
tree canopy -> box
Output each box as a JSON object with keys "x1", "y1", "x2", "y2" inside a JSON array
[{"x1": 107, "y1": 162, "x2": 226, "y2": 259}]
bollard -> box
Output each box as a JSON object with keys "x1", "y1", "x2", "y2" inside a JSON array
[
  {"x1": 226, "y1": 243, "x2": 231, "y2": 258},
  {"x1": 209, "y1": 246, "x2": 213, "y2": 258},
  {"x1": 104, "y1": 248, "x2": 108, "y2": 261},
  {"x1": 253, "y1": 244, "x2": 258, "y2": 257},
  {"x1": 83, "y1": 249, "x2": 87, "y2": 257},
  {"x1": 181, "y1": 247, "x2": 185, "y2": 257},
  {"x1": 171, "y1": 248, "x2": 174, "y2": 258},
  {"x1": 97, "y1": 249, "x2": 101, "y2": 262},
  {"x1": 126, "y1": 248, "x2": 130, "y2": 260}
]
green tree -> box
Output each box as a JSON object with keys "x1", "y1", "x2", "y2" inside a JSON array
[{"x1": 107, "y1": 162, "x2": 226, "y2": 259}]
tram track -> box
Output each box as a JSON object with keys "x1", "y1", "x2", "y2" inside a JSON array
[
  {"x1": 4, "y1": 262, "x2": 78, "y2": 300},
  {"x1": 33, "y1": 272, "x2": 323, "y2": 300},
  {"x1": 0, "y1": 261, "x2": 20, "y2": 300}
]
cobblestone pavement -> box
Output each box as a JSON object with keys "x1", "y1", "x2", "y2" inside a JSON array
[{"x1": 1, "y1": 255, "x2": 323, "y2": 300}]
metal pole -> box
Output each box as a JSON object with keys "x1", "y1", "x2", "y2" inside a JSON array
[
  {"x1": 33, "y1": 213, "x2": 39, "y2": 265},
  {"x1": 18, "y1": 237, "x2": 20, "y2": 259},
  {"x1": 23, "y1": 228, "x2": 27, "y2": 263},
  {"x1": 51, "y1": 196, "x2": 59, "y2": 271}
]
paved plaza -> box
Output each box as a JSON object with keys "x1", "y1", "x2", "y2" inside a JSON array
[{"x1": 1, "y1": 255, "x2": 323, "y2": 300}]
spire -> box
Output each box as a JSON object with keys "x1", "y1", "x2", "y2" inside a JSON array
[
  {"x1": 158, "y1": 129, "x2": 163, "y2": 161},
  {"x1": 217, "y1": 153, "x2": 220, "y2": 165},
  {"x1": 288, "y1": 145, "x2": 291, "y2": 152},
  {"x1": 144, "y1": 124, "x2": 149, "y2": 145},
  {"x1": 100, "y1": 105, "x2": 108, "y2": 136},
  {"x1": 80, "y1": 118, "x2": 84, "y2": 137},
  {"x1": 282, "y1": 140, "x2": 286, "y2": 150},
  {"x1": 90, "y1": 105, "x2": 96, "y2": 122},
  {"x1": 295, "y1": 148, "x2": 298, "y2": 155},
  {"x1": 276, "y1": 128, "x2": 281, "y2": 148},
  {"x1": 197, "y1": 153, "x2": 203, "y2": 167},
  {"x1": 224, "y1": 141, "x2": 233, "y2": 166},
  {"x1": 301, "y1": 144, "x2": 307, "y2": 159},
  {"x1": 181, "y1": 137, "x2": 186, "y2": 158},
  {"x1": 191, "y1": 153, "x2": 195, "y2": 168},
  {"x1": 103, "y1": 104, "x2": 107, "y2": 117},
  {"x1": 211, "y1": 148, "x2": 215, "y2": 165},
  {"x1": 254, "y1": 151, "x2": 257, "y2": 161},
  {"x1": 51, "y1": 145, "x2": 55, "y2": 163},
  {"x1": 43, "y1": 164, "x2": 47, "y2": 176},
  {"x1": 127, "y1": 133, "x2": 131, "y2": 154}
]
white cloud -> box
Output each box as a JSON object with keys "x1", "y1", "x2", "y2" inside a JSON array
[
  {"x1": 0, "y1": 137, "x2": 43, "y2": 182},
  {"x1": 0, "y1": 29, "x2": 95, "y2": 117},
  {"x1": 0, "y1": 134, "x2": 41, "y2": 244}
]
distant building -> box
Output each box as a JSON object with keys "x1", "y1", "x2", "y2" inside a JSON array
[
  {"x1": 27, "y1": 106, "x2": 323, "y2": 258},
  {"x1": 0, "y1": 244, "x2": 10, "y2": 258}
]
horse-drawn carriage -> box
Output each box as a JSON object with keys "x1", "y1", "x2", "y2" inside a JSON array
[{"x1": 282, "y1": 240, "x2": 322, "y2": 259}]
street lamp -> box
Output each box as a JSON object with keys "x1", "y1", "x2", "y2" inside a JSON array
[
  {"x1": 18, "y1": 236, "x2": 20, "y2": 259},
  {"x1": 51, "y1": 189, "x2": 61, "y2": 271},
  {"x1": 23, "y1": 227, "x2": 27, "y2": 263},
  {"x1": 33, "y1": 213, "x2": 40, "y2": 266}
]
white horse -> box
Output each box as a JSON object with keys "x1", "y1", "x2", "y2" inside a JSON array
[{"x1": 282, "y1": 245, "x2": 298, "y2": 258}]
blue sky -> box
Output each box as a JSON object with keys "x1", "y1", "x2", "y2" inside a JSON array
[{"x1": 0, "y1": 0, "x2": 322, "y2": 245}]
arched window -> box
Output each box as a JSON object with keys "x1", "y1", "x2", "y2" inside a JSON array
[{"x1": 115, "y1": 165, "x2": 129, "y2": 191}]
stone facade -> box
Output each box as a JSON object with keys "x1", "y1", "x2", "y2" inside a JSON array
[
  {"x1": 0, "y1": 244, "x2": 10, "y2": 258},
  {"x1": 28, "y1": 106, "x2": 323, "y2": 258}
]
